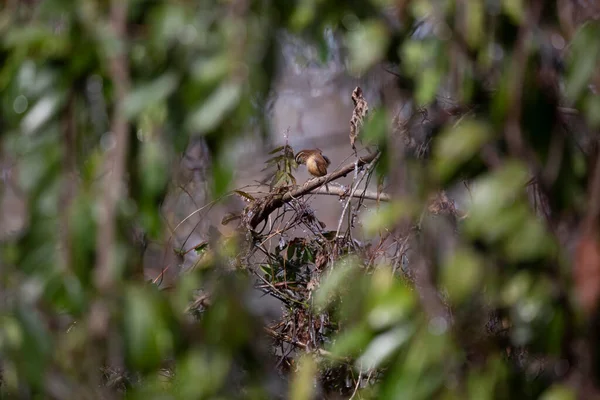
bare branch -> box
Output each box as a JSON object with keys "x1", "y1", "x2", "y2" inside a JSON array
[
  {"x1": 245, "y1": 152, "x2": 380, "y2": 229},
  {"x1": 263, "y1": 326, "x2": 348, "y2": 363},
  {"x1": 310, "y1": 185, "x2": 390, "y2": 202}
]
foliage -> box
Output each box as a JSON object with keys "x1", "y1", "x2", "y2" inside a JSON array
[{"x1": 1, "y1": 0, "x2": 600, "y2": 399}]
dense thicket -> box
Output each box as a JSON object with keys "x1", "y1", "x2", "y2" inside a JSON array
[{"x1": 1, "y1": 1, "x2": 600, "y2": 399}]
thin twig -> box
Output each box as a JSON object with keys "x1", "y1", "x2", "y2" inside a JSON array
[
  {"x1": 336, "y1": 154, "x2": 381, "y2": 238},
  {"x1": 308, "y1": 185, "x2": 390, "y2": 202},
  {"x1": 247, "y1": 152, "x2": 380, "y2": 229},
  {"x1": 263, "y1": 327, "x2": 349, "y2": 363}
]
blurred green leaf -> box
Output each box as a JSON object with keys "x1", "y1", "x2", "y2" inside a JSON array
[
  {"x1": 465, "y1": 0, "x2": 484, "y2": 49},
  {"x1": 432, "y1": 119, "x2": 492, "y2": 182},
  {"x1": 502, "y1": 0, "x2": 525, "y2": 23},
  {"x1": 441, "y1": 247, "x2": 484, "y2": 304},
  {"x1": 20, "y1": 93, "x2": 64, "y2": 135},
  {"x1": 290, "y1": 354, "x2": 317, "y2": 400},
  {"x1": 362, "y1": 200, "x2": 419, "y2": 235},
  {"x1": 584, "y1": 94, "x2": 600, "y2": 128},
  {"x1": 187, "y1": 82, "x2": 242, "y2": 134},
  {"x1": 347, "y1": 20, "x2": 389, "y2": 73},
  {"x1": 540, "y1": 385, "x2": 576, "y2": 400},
  {"x1": 565, "y1": 22, "x2": 600, "y2": 101},
  {"x1": 314, "y1": 257, "x2": 360, "y2": 311},
  {"x1": 357, "y1": 325, "x2": 415, "y2": 370},
  {"x1": 124, "y1": 73, "x2": 179, "y2": 119},
  {"x1": 416, "y1": 67, "x2": 442, "y2": 105},
  {"x1": 124, "y1": 286, "x2": 174, "y2": 371},
  {"x1": 361, "y1": 108, "x2": 388, "y2": 146},
  {"x1": 329, "y1": 325, "x2": 372, "y2": 358}
]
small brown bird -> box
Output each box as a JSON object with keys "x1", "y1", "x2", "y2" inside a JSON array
[{"x1": 295, "y1": 149, "x2": 331, "y2": 178}]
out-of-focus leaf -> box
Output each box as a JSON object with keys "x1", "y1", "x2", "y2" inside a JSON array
[
  {"x1": 329, "y1": 324, "x2": 372, "y2": 359},
  {"x1": 502, "y1": 272, "x2": 533, "y2": 306},
  {"x1": 441, "y1": 248, "x2": 484, "y2": 304},
  {"x1": 465, "y1": 0, "x2": 484, "y2": 49},
  {"x1": 139, "y1": 139, "x2": 169, "y2": 198},
  {"x1": 357, "y1": 325, "x2": 415, "y2": 370},
  {"x1": 503, "y1": 217, "x2": 554, "y2": 261},
  {"x1": 187, "y1": 82, "x2": 242, "y2": 134},
  {"x1": 362, "y1": 199, "x2": 419, "y2": 235},
  {"x1": 0, "y1": 316, "x2": 23, "y2": 349},
  {"x1": 290, "y1": 354, "x2": 317, "y2": 400},
  {"x1": 289, "y1": 2, "x2": 316, "y2": 31},
  {"x1": 212, "y1": 153, "x2": 234, "y2": 198},
  {"x1": 416, "y1": 67, "x2": 442, "y2": 105},
  {"x1": 124, "y1": 73, "x2": 179, "y2": 119},
  {"x1": 465, "y1": 162, "x2": 528, "y2": 227},
  {"x1": 347, "y1": 20, "x2": 389, "y2": 73},
  {"x1": 171, "y1": 349, "x2": 230, "y2": 399},
  {"x1": 368, "y1": 272, "x2": 416, "y2": 329},
  {"x1": 191, "y1": 55, "x2": 230, "y2": 85},
  {"x1": 540, "y1": 385, "x2": 576, "y2": 400},
  {"x1": 20, "y1": 93, "x2": 64, "y2": 135},
  {"x1": 314, "y1": 257, "x2": 360, "y2": 311},
  {"x1": 16, "y1": 305, "x2": 51, "y2": 388},
  {"x1": 502, "y1": 0, "x2": 525, "y2": 23},
  {"x1": 585, "y1": 95, "x2": 600, "y2": 128},
  {"x1": 432, "y1": 120, "x2": 492, "y2": 182},
  {"x1": 124, "y1": 286, "x2": 173, "y2": 371},
  {"x1": 565, "y1": 22, "x2": 600, "y2": 101},
  {"x1": 467, "y1": 356, "x2": 506, "y2": 400},
  {"x1": 361, "y1": 108, "x2": 387, "y2": 146}
]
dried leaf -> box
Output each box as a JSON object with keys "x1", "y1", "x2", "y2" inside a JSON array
[
  {"x1": 233, "y1": 190, "x2": 255, "y2": 201},
  {"x1": 221, "y1": 213, "x2": 241, "y2": 226},
  {"x1": 350, "y1": 86, "x2": 369, "y2": 151}
]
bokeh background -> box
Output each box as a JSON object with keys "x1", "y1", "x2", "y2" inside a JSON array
[{"x1": 1, "y1": 1, "x2": 600, "y2": 399}]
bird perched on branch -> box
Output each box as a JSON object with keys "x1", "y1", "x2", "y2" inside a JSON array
[{"x1": 295, "y1": 149, "x2": 331, "y2": 178}]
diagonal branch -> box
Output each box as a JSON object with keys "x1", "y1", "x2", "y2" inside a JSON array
[{"x1": 245, "y1": 152, "x2": 380, "y2": 229}]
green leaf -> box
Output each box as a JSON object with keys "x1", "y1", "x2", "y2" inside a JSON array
[
  {"x1": 212, "y1": 155, "x2": 234, "y2": 198},
  {"x1": 357, "y1": 325, "x2": 415, "y2": 370},
  {"x1": 290, "y1": 355, "x2": 317, "y2": 400},
  {"x1": 503, "y1": 0, "x2": 525, "y2": 23},
  {"x1": 329, "y1": 325, "x2": 372, "y2": 359},
  {"x1": 361, "y1": 108, "x2": 388, "y2": 145},
  {"x1": 124, "y1": 73, "x2": 179, "y2": 119},
  {"x1": 194, "y1": 242, "x2": 209, "y2": 254},
  {"x1": 432, "y1": 119, "x2": 492, "y2": 182},
  {"x1": 347, "y1": 20, "x2": 389, "y2": 74},
  {"x1": 584, "y1": 94, "x2": 600, "y2": 128},
  {"x1": 465, "y1": 0, "x2": 484, "y2": 49},
  {"x1": 289, "y1": 1, "x2": 316, "y2": 31},
  {"x1": 20, "y1": 93, "x2": 64, "y2": 135},
  {"x1": 416, "y1": 67, "x2": 442, "y2": 105},
  {"x1": 540, "y1": 385, "x2": 576, "y2": 400},
  {"x1": 124, "y1": 286, "x2": 173, "y2": 371},
  {"x1": 565, "y1": 22, "x2": 600, "y2": 101},
  {"x1": 233, "y1": 190, "x2": 255, "y2": 201},
  {"x1": 268, "y1": 145, "x2": 286, "y2": 154},
  {"x1": 441, "y1": 248, "x2": 484, "y2": 304},
  {"x1": 187, "y1": 82, "x2": 242, "y2": 134},
  {"x1": 362, "y1": 200, "x2": 419, "y2": 236}
]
